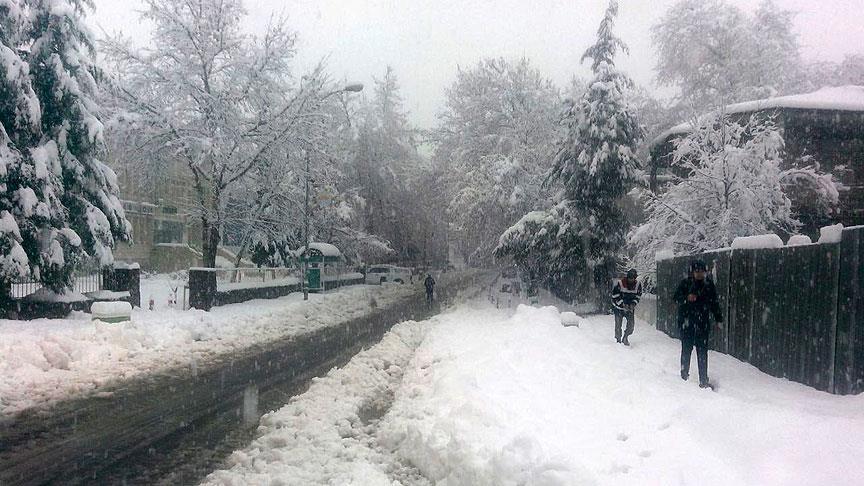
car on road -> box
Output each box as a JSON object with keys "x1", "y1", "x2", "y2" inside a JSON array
[{"x1": 365, "y1": 265, "x2": 412, "y2": 285}]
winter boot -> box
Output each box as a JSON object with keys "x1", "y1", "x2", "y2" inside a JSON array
[
  {"x1": 622, "y1": 336, "x2": 630, "y2": 346},
  {"x1": 681, "y1": 370, "x2": 688, "y2": 381}
]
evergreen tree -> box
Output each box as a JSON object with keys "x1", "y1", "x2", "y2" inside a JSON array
[
  {"x1": 0, "y1": 0, "x2": 130, "y2": 293},
  {"x1": 549, "y1": 0, "x2": 643, "y2": 300}
]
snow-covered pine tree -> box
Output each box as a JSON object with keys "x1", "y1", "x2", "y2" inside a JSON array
[
  {"x1": 629, "y1": 113, "x2": 799, "y2": 288},
  {"x1": 548, "y1": 0, "x2": 643, "y2": 299},
  {"x1": 0, "y1": 0, "x2": 129, "y2": 294}
]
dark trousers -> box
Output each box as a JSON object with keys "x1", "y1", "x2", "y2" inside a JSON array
[
  {"x1": 680, "y1": 334, "x2": 709, "y2": 384},
  {"x1": 614, "y1": 309, "x2": 634, "y2": 340}
]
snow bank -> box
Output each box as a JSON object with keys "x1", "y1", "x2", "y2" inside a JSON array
[
  {"x1": 201, "y1": 320, "x2": 432, "y2": 485},
  {"x1": 731, "y1": 233, "x2": 784, "y2": 250},
  {"x1": 818, "y1": 223, "x2": 844, "y2": 244}
]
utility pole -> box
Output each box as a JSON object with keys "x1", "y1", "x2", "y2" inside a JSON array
[{"x1": 303, "y1": 149, "x2": 310, "y2": 301}]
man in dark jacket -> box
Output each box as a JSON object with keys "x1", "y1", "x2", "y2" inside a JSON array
[
  {"x1": 674, "y1": 260, "x2": 723, "y2": 388},
  {"x1": 611, "y1": 268, "x2": 642, "y2": 346},
  {"x1": 424, "y1": 273, "x2": 436, "y2": 305}
]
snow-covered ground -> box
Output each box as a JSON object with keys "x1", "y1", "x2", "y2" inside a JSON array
[
  {"x1": 0, "y1": 278, "x2": 417, "y2": 416},
  {"x1": 205, "y1": 300, "x2": 864, "y2": 486}
]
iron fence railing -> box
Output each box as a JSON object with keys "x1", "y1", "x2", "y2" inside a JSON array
[{"x1": 10, "y1": 261, "x2": 103, "y2": 298}]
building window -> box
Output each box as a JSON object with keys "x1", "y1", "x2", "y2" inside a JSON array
[{"x1": 154, "y1": 220, "x2": 185, "y2": 244}]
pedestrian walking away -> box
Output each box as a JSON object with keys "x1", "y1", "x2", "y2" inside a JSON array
[
  {"x1": 611, "y1": 268, "x2": 642, "y2": 346},
  {"x1": 674, "y1": 260, "x2": 723, "y2": 389},
  {"x1": 424, "y1": 273, "x2": 436, "y2": 306}
]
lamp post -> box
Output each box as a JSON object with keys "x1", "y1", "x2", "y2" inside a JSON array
[{"x1": 302, "y1": 82, "x2": 364, "y2": 300}]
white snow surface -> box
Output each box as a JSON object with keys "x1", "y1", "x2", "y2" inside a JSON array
[
  {"x1": 787, "y1": 234, "x2": 813, "y2": 246},
  {"x1": 206, "y1": 301, "x2": 864, "y2": 486},
  {"x1": 0, "y1": 278, "x2": 416, "y2": 416},
  {"x1": 818, "y1": 223, "x2": 844, "y2": 244},
  {"x1": 730, "y1": 233, "x2": 784, "y2": 250}
]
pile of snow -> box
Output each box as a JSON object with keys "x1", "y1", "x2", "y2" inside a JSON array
[
  {"x1": 731, "y1": 234, "x2": 784, "y2": 250},
  {"x1": 21, "y1": 288, "x2": 88, "y2": 303},
  {"x1": 818, "y1": 223, "x2": 844, "y2": 244},
  {"x1": 0, "y1": 280, "x2": 418, "y2": 416},
  {"x1": 787, "y1": 235, "x2": 813, "y2": 246},
  {"x1": 201, "y1": 319, "x2": 433, "y2": 485},
  {"x1": 560, "y1": 311, "x2": 582, "y2": 327}
]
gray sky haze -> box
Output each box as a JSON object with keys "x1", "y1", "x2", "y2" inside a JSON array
[{"x1": 91, "y1": 0, "x2": 864, "y2": 128}]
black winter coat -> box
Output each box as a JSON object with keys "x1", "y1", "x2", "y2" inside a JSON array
[{"x1": 674, "y1": 277, "x2": 723, "y2": 341}]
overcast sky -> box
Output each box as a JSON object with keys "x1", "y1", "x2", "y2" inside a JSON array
[{"x1": 90, "y1": 0, "x2": 864, "y2": 129}]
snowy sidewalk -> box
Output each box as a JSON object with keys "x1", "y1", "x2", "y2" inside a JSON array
[
  {"x1": 380, "y1": 303, "x2": 864, "y2": 486},
  {"x1": 0, "y1": 281, "x2": 417, "y2": 416},
  {"x1": 204, "y1": 300, "x2": 864, "y2": 485}
]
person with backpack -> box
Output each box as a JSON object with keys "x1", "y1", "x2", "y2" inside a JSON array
[
  {"x1": 611, "y1": 268, "x2": 642, "y2": 346},
  {"x1": 674, "y1": 260, "x2": 723, "y2": 389}
]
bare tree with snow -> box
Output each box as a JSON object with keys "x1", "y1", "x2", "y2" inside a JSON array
[{"x1": 103, "y1": 0, "x2": 337, "y2": 268}]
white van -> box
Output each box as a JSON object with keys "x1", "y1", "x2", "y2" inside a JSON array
[{"x1": 365, "y1": 264, "x2": 412, "y2": 285}]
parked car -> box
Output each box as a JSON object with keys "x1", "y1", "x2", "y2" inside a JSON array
[{"x1": 365, "y1": 264, "x2": 412, "y2": 285}]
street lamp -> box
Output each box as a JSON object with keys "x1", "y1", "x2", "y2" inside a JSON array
[{"x1": 302, "y1": 82, "x2": 364, "y2": 301}]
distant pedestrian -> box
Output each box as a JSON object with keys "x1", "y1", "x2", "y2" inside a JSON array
[
  {"x1": 674, "y1": 260, "x2": 723, "y2": 389},
  {"x1": 611, "y1": 268, "x2": 642, "y2": 346},
  {"x1": 424, "y1": 273, "x2": 436, "y2": 306}
]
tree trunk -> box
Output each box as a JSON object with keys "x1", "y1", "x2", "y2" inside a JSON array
[{"x1": 201, "y1": 218, "x2": 219, "y2": 268}]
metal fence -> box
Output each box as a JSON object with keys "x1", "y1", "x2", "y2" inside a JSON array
[
  {"x1": 10, "y1": 261, "x2": 104, "y2": 298},
  {"x1": 656, "y1": 226, "x2": 864, "y2": 395}
]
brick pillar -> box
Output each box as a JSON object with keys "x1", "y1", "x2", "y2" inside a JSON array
[
  {"x1": 103, "y1": 264, "x2": 142, "y2": 307},
  {"x1": 189, "y1": 268, "x2": 217, "y2": 311}
]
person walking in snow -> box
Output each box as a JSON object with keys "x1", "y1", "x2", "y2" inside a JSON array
[
  {"x1": 611, "y1": 268, "x2": 642, "y2": 346},
  {"x1": 674, "y1": 260, "x2": 723, "y2": 389},
  {"x1": 424, "y1": 273, "x2": 436, "y2": 306}
]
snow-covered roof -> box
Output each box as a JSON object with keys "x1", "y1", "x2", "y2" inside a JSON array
[
  {"x1": 294, "y1": 242, "x2": 343, "y2": 258},
  {"x1": 651, "y1": 85, "x2": 864, "y2": 149}
]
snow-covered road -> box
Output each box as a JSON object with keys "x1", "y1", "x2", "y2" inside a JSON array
[{"x1": 205, "y1": 300, "x2": 864, "y2": 486}]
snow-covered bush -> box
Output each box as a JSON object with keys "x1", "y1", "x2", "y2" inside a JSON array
[{"x1": 629, "y1": 113, "x2": 799, "y2": 287}]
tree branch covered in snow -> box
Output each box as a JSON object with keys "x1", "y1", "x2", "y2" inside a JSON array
[
  {"x1": 0, "y1": 0, "x2": 131, "y2": 293},
  {"x1": 434, "y1": 57, "x2": 562, "y2": 266},
  {"x1": 628, "y1": 112, "x2": 804, "y2": 287},
  {"x1": 101, "y1": 0, "x2": 341, "y2": 268}
]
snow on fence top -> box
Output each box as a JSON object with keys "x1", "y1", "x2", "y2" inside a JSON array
[
  {"x1": 652, "y1": 85, "x2": 864, "y2": 146},
  {"x1": 818, "y1": 223, "x2": 844, "y2": 244},
  {"x1": 731, "y1": 234, "x2": 785, "y2": 250},
  {"x1": 787, "y1": 235, "x2": 813, "y2": 246}
]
